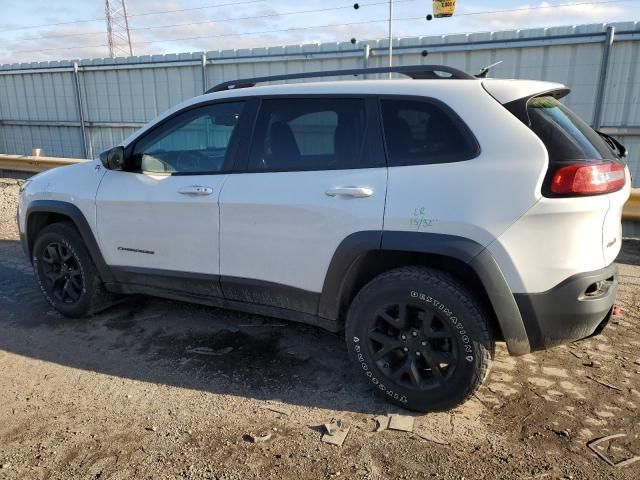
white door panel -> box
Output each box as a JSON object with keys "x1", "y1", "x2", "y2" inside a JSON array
[
  {"x1": 95, "y1": 99, "x2": 247, "y2": 276},
  {"x1": 219, "y1": 168, "x2": 386, "y2": 293},
  {"x1": 96, "y1": 170, "x2": 225, "y2": 274}
]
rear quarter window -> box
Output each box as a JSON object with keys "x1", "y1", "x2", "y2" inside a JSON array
[
  {"x1": 380, "y1": 98, "x2": 479, "y2": 166},
  {"x1": 524, "y1": 96, "x2": 615, "y2": 163}
]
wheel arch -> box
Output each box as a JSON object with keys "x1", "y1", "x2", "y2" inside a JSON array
[
  {"x1": 25, "y1": 200, "x2": 114, "y2": 283},
  {"x1": 319, "y1": 231, "x2": 531, "y2": 356}
]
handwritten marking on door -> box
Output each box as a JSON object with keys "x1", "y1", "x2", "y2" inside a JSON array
[{"x1": 411, "y1": 207, "x2": 434, "y2": 230}]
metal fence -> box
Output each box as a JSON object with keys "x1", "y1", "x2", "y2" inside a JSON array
[{"x1": 1, "y1": 21, "x2": 640, "y2": 188}]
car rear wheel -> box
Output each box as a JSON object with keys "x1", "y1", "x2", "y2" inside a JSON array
[
  {"x1": 345, "y1": 266, "x2": 494, "y2": 412},
  {"x1": 32, "y1": 222, "x2": 113, "y2": 318}
]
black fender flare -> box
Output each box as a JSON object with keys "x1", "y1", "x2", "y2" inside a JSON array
[
  {"x1": 318, "y1": 230, "x2": 531, "y2": 356},
  {"x1": 25, "y1": 200, "x2": 114, "y2": 283}
]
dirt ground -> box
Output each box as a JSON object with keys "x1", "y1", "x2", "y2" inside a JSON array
[{"x1": 0, "y1": 177, "x2": 639, "y2": 480}]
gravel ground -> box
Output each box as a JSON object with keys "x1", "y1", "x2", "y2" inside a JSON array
[
  {"x1": 0, "y1": 177, "x2": 639, "y2": 479},
  {"x1": 0, "y1": 178, "x2": 20, "y2": 240}
]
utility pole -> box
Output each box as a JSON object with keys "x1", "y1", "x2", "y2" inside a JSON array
[
  {"x1": 105, "y1": 0, "x2": 133, "y2": 58},
  {"x1": 352, "y1": 0, "x2": 455, "y2": 77},
  {"x1": 387, "y1": 0, "x2": 393, "y2": 78}
]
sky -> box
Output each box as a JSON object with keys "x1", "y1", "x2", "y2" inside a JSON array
[{"x1": 0, "y1": 0, "x2": 637, "y2": 64}]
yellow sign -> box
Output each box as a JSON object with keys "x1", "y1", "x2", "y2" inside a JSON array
[{"x1": 433, "y1": 0, "x2": 456, "y2": 18}]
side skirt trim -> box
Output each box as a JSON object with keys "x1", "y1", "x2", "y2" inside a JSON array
[
  {"x1": 221, "y1": 275, "x2": 319, "y2": 315},
  {"x1": 111, "y1": 265, "x2": 223, "y2": 298},
  {"x1": 105, "y1": 281, "x2": 339, "y2": 332},
  {"x1": 107, "y1": 266, "x2": 336, "y2": 331}
]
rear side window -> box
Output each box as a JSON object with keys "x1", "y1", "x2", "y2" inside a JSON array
[
  {"x1": 249, "y1": 98, "x2": 371, "y2": 172},
  {"x1": 380, "y1": 98, "x2": 479, "y2": 166},
  {"x1": 527, "y1": 96, "x2": 614, "y2": 163}
]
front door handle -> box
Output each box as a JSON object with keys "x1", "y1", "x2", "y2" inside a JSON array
[
  {"x1": 325, "y1": 186, "x2": 373, "y2": 198},
  {"x1": 178, "y1": 185, "x2": 214, "y2": 196}
]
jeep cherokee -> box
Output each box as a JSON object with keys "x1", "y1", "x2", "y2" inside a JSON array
[{"x1": 18, "y1": 65, "x2": 631, "y2": 412}]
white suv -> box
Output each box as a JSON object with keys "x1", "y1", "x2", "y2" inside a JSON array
[{"x1": 17, "y1": 65, "x2": 631, "y2": 411}]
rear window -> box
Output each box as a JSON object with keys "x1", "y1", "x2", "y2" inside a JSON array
[{"x1": 527, "y1": 96, "x2": 614, "y2": 163}]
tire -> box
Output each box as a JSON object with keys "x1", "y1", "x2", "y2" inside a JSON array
[
  {"x1": 345, "y1": 266, "x2": 493, "y2": 412},
  {"x1": 32, "y1": 222, "x2": 113, "y2": 318}
]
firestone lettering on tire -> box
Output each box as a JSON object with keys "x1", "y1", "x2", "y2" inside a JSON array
[{"x1": 352, "y1": 336, "x2": 408, "y2": 403}]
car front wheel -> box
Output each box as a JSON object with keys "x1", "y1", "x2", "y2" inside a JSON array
[{"x1": 32, "y1": 222, "x2": 112, "y2": 318}]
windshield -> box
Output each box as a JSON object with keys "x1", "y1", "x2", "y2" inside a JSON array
[{"x1": 527, "y1": 96, "x2": 615, "y2": 163}]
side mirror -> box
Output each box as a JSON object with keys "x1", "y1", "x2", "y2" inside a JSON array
[{"x1": 99, "y1": 146, "x2": 125, "y2": 171}]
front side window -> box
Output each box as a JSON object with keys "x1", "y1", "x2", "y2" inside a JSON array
[
  {"x1": 380, "y1": 99, "x2": 478, "y2": 166},
  {"x1": 249, "y1": 98, "x2": 368, "y2": 171},
  {"x1": 132, "y1": 101, "x2": 245, "y2": 174}
]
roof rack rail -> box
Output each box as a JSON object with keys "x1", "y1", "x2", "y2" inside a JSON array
[{"x1": 205, "y1": 64, "x2": 475, "y2": 93}]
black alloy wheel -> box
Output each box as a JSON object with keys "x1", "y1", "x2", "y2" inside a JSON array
[
  {"x1": 32, "y1": 222, "x2": 114, "y2": 317},
  {"x1": 39, "y1": 241, "x2": 84, "y2": 304},
  {"x1": 368, "y1": 302, "x2": 458, "y2": 390}
]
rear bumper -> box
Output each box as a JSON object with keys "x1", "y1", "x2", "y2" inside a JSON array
[{"x1": 514, "y1": 263, "x2": 618, "y2": 351}]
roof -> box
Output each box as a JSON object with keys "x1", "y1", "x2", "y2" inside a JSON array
[
  {"x1": 199, "y1": 64, "x2": 566, "y2": 104},
  {"x1": 204, "y1": 77, "x2": 567, "y2": 103}
]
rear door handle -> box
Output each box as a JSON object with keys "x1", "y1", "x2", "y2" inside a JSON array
[
  {"x1": 178, "y1": 185, "x2": 214, "y2": 196},
  {"x1": 325, "y1": 187, "x2": 373, "y2": 198}
]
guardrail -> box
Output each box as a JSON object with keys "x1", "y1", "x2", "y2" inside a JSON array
[
  {"x1": 0, "y1": 154, "x2": 88, "y2": 173},
  {"x1": 626, "y1": 187, "x2": 640, "y2": 220},
  {"x1": 1, "y1": 154, "x2": 639, "y2": 220}
]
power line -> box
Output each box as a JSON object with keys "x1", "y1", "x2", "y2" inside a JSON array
[
  {"x1": 128, "y1": 0, "x2": 262, "y2": 18},
  {"x1": 110, "y1": 0, "x2": 640, "y2": 47},
  {"x1": 133, "y1": 0, "x2": 411, "y2": 32},
  {"x1": 141, "y1": 16, "x2": 421, "y2": 47},
  {"x1": 15, "y1": 0, "x2": 415, "y2": 42},
  {"x1": 1, "y1": 0, "x2": 264, "y2": 32},
  {"x1": 4, "y1": 0, "x2": 632, "y2": 36},
  {"x1": 9, "y1": 18, "x2": 397, "y2": 54},
  {"x1": 6, "y1": 0, "x2": 636, "y2": 55}
]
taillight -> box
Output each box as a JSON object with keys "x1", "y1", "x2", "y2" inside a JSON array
[{"x1": 550, "y1": 162, "x2": 626, "y2": 196}]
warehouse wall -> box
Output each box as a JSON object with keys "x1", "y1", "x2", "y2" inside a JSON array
[{"x1": 1, "y1": 21, "x2": 639, "y2": 188}]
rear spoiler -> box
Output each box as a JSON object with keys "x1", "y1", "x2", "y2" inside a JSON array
[{"x1": 482, "y1": 79, "x2": 569, "y2": 104}]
